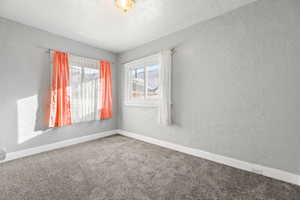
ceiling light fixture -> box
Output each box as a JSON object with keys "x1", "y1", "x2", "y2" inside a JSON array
[{"x1": 115, "y1": 0, "x2": 135, "y2": 12}]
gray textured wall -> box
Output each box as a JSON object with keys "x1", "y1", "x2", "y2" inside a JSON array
[
  {"x1": 0, "y1": 18, "x2": 118, "y2": 153},
  {"x1": 118, "y1": 0, "x2": 300, "y2": 175}
]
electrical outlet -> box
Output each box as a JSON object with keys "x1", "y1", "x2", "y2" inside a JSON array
[
  {"x1": 252, "y1": 168, "x2": 263, "y2": 175},
  {"x1": 0, "y1": 148, "x2": 6, "y2": 161}
]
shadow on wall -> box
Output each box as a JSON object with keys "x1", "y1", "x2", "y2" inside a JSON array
[
  {"x1": 14, "y1": 50, "x2": 47, "y2": 144},
  {"x1": 17, "y1": 94, "x2": 50, "y2": 144},
  {"x1": 16, "y1": 65, "x2": 51, "y2": 145},
  {"x1": 16, "y1": 79, "x2": 103, "y2": 145}
]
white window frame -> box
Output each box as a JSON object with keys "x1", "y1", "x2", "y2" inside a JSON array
[{"x1": 124, "y1": 54, "x2": 160, "y2": 107}]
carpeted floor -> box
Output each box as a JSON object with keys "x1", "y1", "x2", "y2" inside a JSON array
[{"x1": 0, "y1": 135, "x2": 299, "y2": 200}]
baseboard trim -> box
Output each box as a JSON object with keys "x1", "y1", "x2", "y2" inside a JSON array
[
  {"x1": 1, "y1": 129, "x2": 118, "y2": 163},
  {"x1": 2, "y1": 129, "x2": 299, "y2": 186},
  {"x1": 117, "y1": 129, "x2": 300, "y2": 186}
]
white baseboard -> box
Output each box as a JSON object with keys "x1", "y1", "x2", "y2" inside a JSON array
[
  {"x1": 117, "y1": 129, "x2": 300, "y2": 186},
  {"x1": 1, "y1": 129, "x2": 118, "y2": 163},
  {"x1": 2, "y1": 129, "x2": 299, "y2": 186}
]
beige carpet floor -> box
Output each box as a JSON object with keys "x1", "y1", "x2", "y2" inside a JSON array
[{"x1": 0, "y1": 135, "x2": 299, "y2": 200}]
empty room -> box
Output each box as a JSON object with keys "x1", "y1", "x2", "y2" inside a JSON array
[{"x1": 0, "y1": 0, "x2": 299, "y2": 199}]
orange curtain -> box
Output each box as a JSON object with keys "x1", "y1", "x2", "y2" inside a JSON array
[
  {"x1": 100, "y1": 61, "x2": 113, "y2": 119},
  {"x1": 48, "y1": 51, "x2": 72, "y2": 127}
]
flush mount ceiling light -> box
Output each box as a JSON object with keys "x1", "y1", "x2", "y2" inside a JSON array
[{"x1": 115, "y1": 0, "x2": 135, "y2": 12}]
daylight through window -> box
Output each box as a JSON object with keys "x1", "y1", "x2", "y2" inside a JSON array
[{"x1": 125, "y1": 54, "x2": 160, "y2": 106}]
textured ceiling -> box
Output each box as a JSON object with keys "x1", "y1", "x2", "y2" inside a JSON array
[{"x1": 0, "y1": 0, "x2": 257, "y2": 52}]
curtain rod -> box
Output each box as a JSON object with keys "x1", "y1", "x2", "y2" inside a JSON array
[{"x1": 36, "y1": 46, "x2": 115, "y2": 64}]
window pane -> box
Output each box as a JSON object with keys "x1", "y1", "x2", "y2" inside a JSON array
[
  {"x1": 146, "y1": 65, "x2": 159, "y2": 98},
  {"x1": 82, "y1": 67, "x2": 100, "y2": 121},
  {"x1": 70, "y1": 65, "x2": 82, "y2": 123},
  {"x1": 70, "y1": 65, "x2": 100, "y2": 123},
  {"x1": 130, "y1": 67, "x2": 145, "y2": 100}
]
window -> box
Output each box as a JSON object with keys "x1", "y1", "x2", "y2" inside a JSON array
[
  {"x1": 48, "y1": 51, "x2": 112, "y2": 128},
  {"x1": 125, "y1": 54, "x2": 160, "y2": 106},
  {"x1": 69, "y1": 55, "x2": 101, "y2": 123}
]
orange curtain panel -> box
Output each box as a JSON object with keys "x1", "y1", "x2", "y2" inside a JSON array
[
  {"x1": 48, "y1": 51, "x2": 72, "y2": 127},
  {"x1": 100, "y1": 61, "x2": 113, "y2": 119}
]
